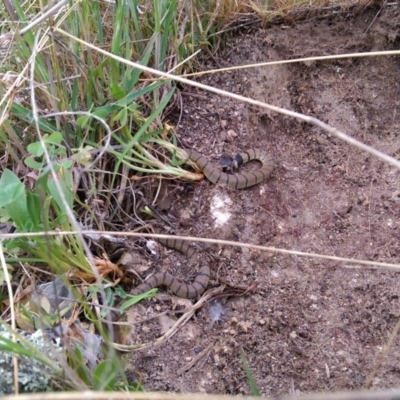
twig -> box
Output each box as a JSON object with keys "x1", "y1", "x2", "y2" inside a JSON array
[
  {"x1": 364, "y1": 315, "x2": 400, "y2": 388},
  {"x1": 112, "y1": 286, "x2": 224, "y2": 352}
]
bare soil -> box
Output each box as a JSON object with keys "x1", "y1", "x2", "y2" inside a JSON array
[{"x1": 120, "y1": 6, "x2": 400, "y2": 396}]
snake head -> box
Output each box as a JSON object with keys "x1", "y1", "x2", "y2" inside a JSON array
[
  {"x1": 234, "y1": 154, "x2": 244, "y2": 168},
  {"x1": 220, "y1": 154, "x2": 244, "y2": 172},
  {"x1": 220, "y1": 155, "x2": 234, "y2": 171}
]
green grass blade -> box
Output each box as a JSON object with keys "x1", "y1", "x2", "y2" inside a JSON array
[{"x1": 239, "y1": 347, "x2": 261, "y2": 396}]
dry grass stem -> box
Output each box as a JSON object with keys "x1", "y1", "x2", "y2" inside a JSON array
[{"x1": 1, "y1": 230, "x2": 399, "y2": 271}]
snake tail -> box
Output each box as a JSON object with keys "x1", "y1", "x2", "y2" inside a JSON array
[
  {"x1": 184, "y1": 148, "x2": 274, "y2": 189},
  {"x1": 132, "y1": 236, "x2": 210, "y2": 298},
  {"x1": 131, "y1": 269, "x2": 210, "y2": 298}
]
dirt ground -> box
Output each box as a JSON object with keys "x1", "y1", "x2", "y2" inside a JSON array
[{"x1": 119, "y1": 5, "x2": 400, "y2": 396}]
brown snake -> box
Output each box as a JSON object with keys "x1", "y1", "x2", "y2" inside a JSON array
[
  {"x1": 132, "y1": 148, "x2": 274, "y2": 299},
  {"x1": 132, "y1": 234, "x2": 209, "y2": 299}
]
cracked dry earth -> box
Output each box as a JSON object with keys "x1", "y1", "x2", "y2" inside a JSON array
[{"x1": 118, "y1": 6, "x2": 400, "y2": 397}]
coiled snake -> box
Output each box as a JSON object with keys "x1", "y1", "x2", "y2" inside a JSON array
[{"x1": 132, "y1": 148, "x2": 274, "y2": 299}]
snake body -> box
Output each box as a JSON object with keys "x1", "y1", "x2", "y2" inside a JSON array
[
  {"x1": 132, "y1": 149, "x2": 273, "y2": 298},
  {"x1": 183, "y1": 148, "x2": 274, "y2": 189},
  {"x1": 132, "y1": 235, "x2": 210, "y2": 299}
]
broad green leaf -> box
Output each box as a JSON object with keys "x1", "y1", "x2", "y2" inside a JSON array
[
  {"x1": 47, "y1": 166, "x2": 74, "y2": 213},
  {"x1": 61, "y1": 159, "x2": 73, "y2": 169},
  {"x1": 55, "y1": 146, "x2": 67, "y2": 157},
  {"x1": 0, "y1": 208, "x2": 10, "y2": 223},
  {"x1": 27, "y1": 141, "x2": 45, "y2": 157},
  {"x1": 24, "y1": 156, "x2": 44, "y2": 170},
  {"x1": 45, "y1": 131, "x2": 63, "y2": 145},
  {"x1": 5, "y1": 189, "x2": 29, "y2": 230},
  {"x1": 0, "y1": 170, "x2": 29, "y2": 229},
  {"x1": 0, "y1": 169, "x2": 24, "y2": 207}
]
